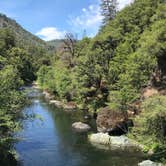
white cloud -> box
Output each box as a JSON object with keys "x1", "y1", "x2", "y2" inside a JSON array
[
  {"x1": 36, "y1": 0, "x2": 133, "y2": 40},
  {"x1": 118, "y1": 0, "x2": 133, "y2": 10},
  {"x1": 36, "y1": 27, "x2": 66, "y2": 41},
  {"x1": 69, "y1": 4, "x2": 103, "y2": 38},
  {"x1": 69, "y1": 0, "x2": 133, "y2": 38}
]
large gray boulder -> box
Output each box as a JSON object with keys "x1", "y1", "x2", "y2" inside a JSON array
[
  {"x1": 138, "y1": 160, "x2": 163, "y2": 166},
  {"x1": 89, "y1": 133, "x2": 143, "y2": 151},
  {"x1": 72, "y1": 122, "x2": 91, "y2": 132},
  {"x1": 89, "y1": 133, "x2": 110, "y2": 145}
]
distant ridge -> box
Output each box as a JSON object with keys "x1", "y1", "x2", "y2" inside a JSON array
[
  {"x1": 0, "y1": 13, "x2": 47, "y2": 48},
  {"x1": 0, "y1": 13, "x2": 63, "y2": 51},
  {"x1": 47, "y1": 39, "x2": 64, "y2": 50}
]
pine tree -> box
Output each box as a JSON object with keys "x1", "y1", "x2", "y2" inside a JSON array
[{"x1": 100, "y1": 0, "x2": 118, "y2": 25}]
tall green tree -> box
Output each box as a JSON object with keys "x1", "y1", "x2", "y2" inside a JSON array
[{"x1": 100, "y1": 0, "x2": 118, "y2": 25}]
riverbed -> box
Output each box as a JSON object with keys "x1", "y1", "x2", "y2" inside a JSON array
[{"x1": 15, "y1": 87, "x2": 144, "y2": 166}]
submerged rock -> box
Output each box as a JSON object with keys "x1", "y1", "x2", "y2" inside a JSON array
[
  {"x1": 138, "y1": 160, "x2": 163, "y2": 166},
  {"x1": 89, "y1": 133, "x2": 143, "y2": 151},
  {"x1": 72, "y1": 122, "x2": 91, "y2": 132}
]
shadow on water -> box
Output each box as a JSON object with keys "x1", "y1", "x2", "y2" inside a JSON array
[{"x1": 14, "y1": 87, "x2": 144, "y2": 166}]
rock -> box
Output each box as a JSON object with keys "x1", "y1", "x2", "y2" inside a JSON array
[
  {"x1": 96, "y1": 107, "x2": 128, "y2": 135},
  {"x1": 43, "y1": 91, "x2": 54, "y2": 100},
  {"x1": 49, "y1": 100, "x2": 77, "y2": 111},
  {"x1": 138, "y1": 160, "x2": 163, "y2": 166},
  {"x1": 142, "y1": 87, "x2": 159, "y2": 99},
  {"x1": 64, "y1": 102, "x2": 77, "y2": 111},
  {"x1": 49, "y1": 100, "x2": 64, "y2": 108},
  {"x1": 32, "y1": 82, "x2": 40, "y2": 89},
  {"x1": 84, "y1": 115, "x2": 92, "y2": 120},
  {"x1": 89, "y1": 133, "x2": 144, "y2": 151},
  {"x1": 147, "y1": 149, "x2": 154, "y2": 155},
  {"x1": 72, "y1": 122, "x2": 91, "y2": 132},
  {"x1": 89, "y1": 133, "x2": 110, "y2": 145}
]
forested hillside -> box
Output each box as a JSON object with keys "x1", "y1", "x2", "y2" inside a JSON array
[
  {"x1": 38, "y1": 0, "x2": 166, "y2": 107},
  {"x1": 0, "y1": 14, "x2": 47, "y2": 48},
  {"x1": 0, "y1": 14, "x2": 62, "y2": 52},
  {"x1": 37, "y1": 0, "x2": 166, "y2": 163},
  {"x1": 47, "y1": 39, "x2": 64, "y2": 50}
]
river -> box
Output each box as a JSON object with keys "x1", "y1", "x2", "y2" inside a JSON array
[{"x1": 14, "y1": 87, "x2": 144, "y2": 166}]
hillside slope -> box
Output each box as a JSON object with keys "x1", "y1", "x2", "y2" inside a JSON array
[
  {"x1": 47, "y1": 39, "x2": 64, "y2": 50},
  {"x1": 0, "y1": 14, "x2": 63, "y2": 51},
  {"x1": 0, "y1": 14, "x2": 48, "y2": 48}
]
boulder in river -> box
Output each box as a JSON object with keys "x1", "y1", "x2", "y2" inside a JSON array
[
  {"x1": 138, "y1": 160, "x2": 163, "y2": 166},
  {"x1": 96, "y1": 107, "x2": 129, "y2": 135},
  {"x1": 43, "y1": 90, "x2": 54, "y2": 100},
  {"x1": 49, "y1": 100, "x2": 64, "y2": 108},
  {"x1": 64, "y1": 102, "x2": 77, "y2": 111},
  {"x1": 89, "y1": 133, "x2": 144, "y2": 151},
  {"x1": 72, "y1": 122, "x2": 91, "y2": 132}
]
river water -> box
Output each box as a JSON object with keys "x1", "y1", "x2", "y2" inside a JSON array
[{"x1": 15, "y1": 87, "x2": 144, "y2": 166}]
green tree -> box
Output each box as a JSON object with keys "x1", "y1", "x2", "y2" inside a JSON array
[{"x1": 100, "y1": 0, "x2": 118, "y2": 25}]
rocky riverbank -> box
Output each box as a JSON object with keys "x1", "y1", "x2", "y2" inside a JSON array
[
  {"x1": 43, "y1": 90, "x2": 77, "y2": 111},
  {"x1": 36, "y1": 84, "x2": 165, "y2": 166}
]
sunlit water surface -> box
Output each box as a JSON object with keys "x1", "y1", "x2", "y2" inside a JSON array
[{"x1": 15, "y1": 87, "x2": 144, "y2": 166}]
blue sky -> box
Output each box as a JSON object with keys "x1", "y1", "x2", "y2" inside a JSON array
[{"x1": 0, "y1": 0, "x2": 133, "y2": 41}]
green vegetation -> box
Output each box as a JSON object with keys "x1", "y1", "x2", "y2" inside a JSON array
[
  {"x1": 0, "y1": 14, "x2": 46, "y2": 49},
  {"x1": 38, "y1": 0, "x2": 166, "y2": 109},
  {"x1": 37, "y1": 0, "x2": 166, "y2": 162},
  {"x1": 0, "y1": 27, "x2": 52, "y2": 164},
  {"x1": 129, "y1": 95, "x2": 166, "y2": 163},
  {"x1": 0, "y1": 0, "x2": 165, "y2": 164},
  {"x1": 0, "y1": 29, "x2": 25, "y2": 164}
]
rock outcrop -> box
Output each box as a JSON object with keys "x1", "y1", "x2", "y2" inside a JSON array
[
  {"x1": 96, "y1": 107, "x2": 129, "y2": 135},
  {"x1": 72, "y1": 122, "x2": 91, "y2": 132},
  {"x1": 138, "y1": 160, "x2": 163, "y2": 166}
]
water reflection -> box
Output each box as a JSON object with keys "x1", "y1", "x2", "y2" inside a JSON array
[{"x1": 15, "y1": 88, "x2": 144, "y2": 166}]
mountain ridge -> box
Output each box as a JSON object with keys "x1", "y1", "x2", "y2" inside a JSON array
[{"x1": 0, "y1": 13, "x2": 63, "y2": 50}]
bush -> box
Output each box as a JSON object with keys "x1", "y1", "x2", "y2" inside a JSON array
[
  {"x1": 37, "y1": 61, "x2": 74, "y2": 101},
  {"x1": 129, "y1": 95, "x2": 166, "y2": 151},
  {"x1": 0, "y1": 65, "x2": 27, "y2": 162}
]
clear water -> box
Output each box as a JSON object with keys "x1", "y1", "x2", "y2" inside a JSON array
[{"x1": 15, "y1": 88, "x2": 144, "y2": 166}]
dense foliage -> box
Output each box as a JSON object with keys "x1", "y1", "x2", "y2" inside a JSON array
[
  {"x1": 129, "y1": 95, "x2": 166, "y2": 162},
  {"x1": 0, "y1": 27, "x2": 52, "y2": 164},
  {"x1": 0, "y1": 14, "x2": 47, "y2": 49},
  {"x1": 0, "y1": 0, "x2": 165, "y2": 164},
  {"x1": 38, "y1": 0, "x2": 165, "y2": 108},
  {"x1": 37, "y1": 0, "x2": 166, "y2": 162}
]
